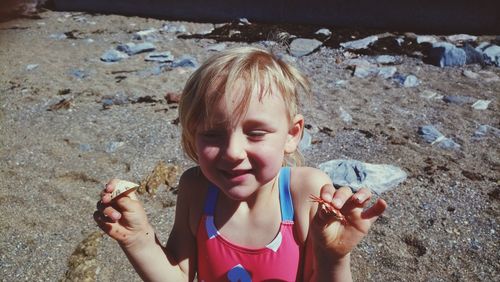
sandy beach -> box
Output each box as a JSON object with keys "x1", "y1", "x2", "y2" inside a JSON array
[{"x1": 0, "y1": 7, "x2": 499, "y2": 281}]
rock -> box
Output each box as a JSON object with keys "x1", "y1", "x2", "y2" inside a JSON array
[
  {"x1": 473, "y1": 124, "x2": 500, "y2": 138},
  {"x1": 462, "y1": 69, "x2": 480, "y2": 79},
  {"x1": 418, "y1": 125, "x2": 445, "y2": 144},
  {"x1": 132, "y1": 28, "x2": 158, "y2": 40},
  {"x1": 289, "y1": 38, "x2": 322, "y2": 57},
  {"x1": 462, "y1": 44, "x2": 485, "y2": 65},
  {"x1": 477, "y1": 44, "x2": 500, "y2": 67},
  {"x1": 471, "y1": 100, "x2": 491, "y2": 110},
  {"x1": 418, "y1": 125, "x2": 460, "y2": 150},
  {"x1": 446, "y1": 34, "x2": 477, "y2": 43},
  {"x1": 315, "y1": 28, "x2": 332, "y2": 37},
  {"x1": 49, "y1": 33, "x2": 67, "y2": 40},
  {"x1": 162, "y1": 24, "x2": 187, "y2": 33},
  {"x1": 318, "y1": 159, "x2": 407, "y2": 194},
  {"x1": 416, "y1": 35, "x2": 437, "y2": 44},
  {"x1": 420, "y1": 90, "x2": 443, "y2": 99},
  {"x1": 79, "y1": 143, "x2": 92, "y2": 152},
  {"x1": 26, "y1": 64, "x2": 39, "y2": 71},
  {"x1": 428, "y1": 42, "x2": 466, "y2": 67},
  {"x1": 339, "y1": 107, "x2": 353, "y2": 123},
  {"x1": 172, "y1": 55, "x2": 199, "y2": 68},
  {"x1": 403, "y1": 75, "x2": 419, "y2": 87},
  {"x1": 238, "y1": 18, "x2": 251, "y2": 25},
  {"x1": 340, "y1": 35, "x2": 378, "y2": 50},
  {"x1": 105, "y1": 141, "x2": 124, "y2": 153},
  {"x1": 442, "y1": 95, "x2": 475, "y2": 105},
  {"x1": 145, "y1": 51, "x2": 174, "y2": 63},
  {"x1": 298, "y1": 130, "x2": 312, "y2": 151},
  {"x1": 376, "y1": 55, "x2": 397, "y2": 64},
  {"x1": 100, "y1": 49, "x2": 129, "y2": 62},
  {"x1": 207, "y1": 43, "x2": 227, "y2": 52},
  {"x1": 69, "y1": 69, "x2": 88, "y2": 79},
  {"x1": 347, "y1": 59, "x2": 378, "y2": 78},
  {"x1": 116, "y1": 42, "x2": 156, "y2": 55},
  {"x1": 378, "y1": 66, "x2": 397, "y2": 79}
]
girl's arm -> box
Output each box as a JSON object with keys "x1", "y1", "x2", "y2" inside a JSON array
[{"x1": 95, "y1": 169, "x2": 200, "y2": 281}]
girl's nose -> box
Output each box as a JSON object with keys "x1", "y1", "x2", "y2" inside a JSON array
[{"x1": 222, "y1": 134, "x2": 246, "y2": 162}]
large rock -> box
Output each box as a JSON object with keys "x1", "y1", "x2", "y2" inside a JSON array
[
  {"x1": 340, "y1": 35, "x2": 378, "y2": 50},
  {"x1": 476, "y1": 43, "x2": 500, "y2": 67},
  {"x1": 428, "y1": 42, "x2": 466, "y2": 67},
  {"x1": 318, "y1": 160, "x2": 407, "y2": 194},
  {"x1": 289, "y1": 38, "x2": 323, "y2": 57}
]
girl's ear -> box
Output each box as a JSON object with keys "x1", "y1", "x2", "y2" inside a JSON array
[{"x1": 285, "y1": 114, "x2": 304, "y2": 154}]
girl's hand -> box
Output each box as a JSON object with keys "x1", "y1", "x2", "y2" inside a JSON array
[
  {"x1": 94, "y1": 179, "x2": 153, "y2": 248},
  {"x1": 310, "y1": 184, "x2": 387, "y2": 259}
]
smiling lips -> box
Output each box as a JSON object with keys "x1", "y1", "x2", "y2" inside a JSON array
[{"x1": 221, "y1": 169, "x2": 252, "y2": 179}]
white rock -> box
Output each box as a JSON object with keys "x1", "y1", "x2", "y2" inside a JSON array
[
  {"x1": 340, "y1": 35, "x2": 378, "y2": 50},
  {"x1": 471, "y1": 100, "x2": 491, "y2": 110}
]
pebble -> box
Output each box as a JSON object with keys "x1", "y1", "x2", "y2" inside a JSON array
[
  {"x1": 420, "y1": 90, "x2": 443, "y2": 99},
  {"x1": 79, "y1": 143, "x2": 92, "y2": 152},
  {"x1": 428, "y1": 42, "x2": 466, "y2": 67},
  {"x1": 116, "y1": 42, "x2": 156, "y2": 55},
  {"x1": 462, "y1": 69, "x2": 480, "y2": 79},
  {"x1": 100, "y1": 49, "x2": 129, "y2": 62},
  {"x1": 442, "y1": 95, "x2": 475, "y2": 105},
  {"x1": 289, "y1": 38, "x2": 323, "y2": 57},
  {"x1": 403, "y1": 75, "x2": 419, "y2": 87},
  {"x1": 340, "y1": 35, "x2": 378, "y2": 50},
  {"x1": 418, "y1": 125, "x2": 445, "y2": 144},
  {"x1": 339, "y1": 107, "x2": 353, "y2": 123},
  {"x1": 378, "y1": 66, "x2": 397, "y2": 79},
  {"x1": 416, "y1": 35, "x2": 437, "y2": 44},
  {"x1": 418, "y1": 125, "x2": 460, "y2": 149},
  {"x1": 315, "y1": 28, "x2": 332, "y2": 37},
  {"x1": 171, "y1": 55, "x2": 199, "y2": 68},
  {"x1": 69, "y1": 69, "x2": 88, "y2": 79},
  {"x1": 133, "y1": 28, "x2": 158, "y2": 40},
  {"x1": 162, "y1": 24, "x2": 187, "y2": 33},
  {"x1": 145, "y1": 51, "x2": 174, "y2": 63},
  {"x1": 206, "y1": 43, "x2": 227, "y2": 52},
  {"x1": 376, "y1": 55, "x2": 397, "y2": 64},
  {"x1": 49, "y1": 33, "x2": 67, "y2": 40},
  {"x1": 446, "y1": 34, "x2": 477, "y2": 43},
  {"x1": 105, "y1": 141, "x2": 124, "y2": 153},
  {"x1": 473, "y1": 124, "x2": 500, "y2": 138},
  {"x1": 26, "y1": 64, "x2": 39, "y2": 71},
  {"x1": 318, "y1": 159, "x2": 407, "y2": 194},
  {"x1": 471, "y1": 100, "x2": 491, "y2": 110}
]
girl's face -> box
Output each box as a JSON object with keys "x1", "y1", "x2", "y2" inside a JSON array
[{"x1": 195, "y1": 85, "x2": 302, "y2": 200}]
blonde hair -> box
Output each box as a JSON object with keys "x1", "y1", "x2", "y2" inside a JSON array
[{"x1": 179, "y1": 46, "x2": 310, "y2": 166}]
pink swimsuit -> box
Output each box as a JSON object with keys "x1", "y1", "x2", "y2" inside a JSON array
[{"x1": 197, "y1": 167, "x2": 301, "y2": 281}]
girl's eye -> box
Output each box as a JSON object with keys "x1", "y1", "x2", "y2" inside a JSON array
[{"x1": 247, "y1": 131, "x2": 267, "y2": 138}]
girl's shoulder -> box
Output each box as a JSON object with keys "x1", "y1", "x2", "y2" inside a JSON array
[
  {"x1": 288, "y1": 166, "x2": 332, "y2": 243},
  {"x1": 289, "y1": 166, "x2": 332, "y2": 195},
  {"x1": 176, "y1": 166, "x2": 210, "y2": 235}
]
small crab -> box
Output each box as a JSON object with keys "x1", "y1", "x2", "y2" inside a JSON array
[{"x1": 310, "y1": 195, "x2": 347, "y2": 225}]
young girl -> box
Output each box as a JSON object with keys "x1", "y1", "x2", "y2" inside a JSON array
[{"x1": 94, "y1": 46, "x2": 387, "y2": 281}]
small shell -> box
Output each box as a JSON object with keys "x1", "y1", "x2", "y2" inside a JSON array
[
  {"x1": 310, "y1": 194, "x2": 347, "y2": 224},
  {"x1": 110, "y1": 180, "x2": 139, "y2": 200}
]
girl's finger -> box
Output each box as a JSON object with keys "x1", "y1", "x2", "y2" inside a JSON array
[
  {"x1": 102, "y1": 205, "x2": 122, "y2": 221},
  {"x1": 319, "y1": 183, "x2": 335, "y2": 203},
  {"x1": 352, "y1": 188, "x2": 372, "y2": 206},
  {"x1": 361, "y1": 198, "x2": 387, "y2": 223},
  {"x1": 331, "y1": 186, "x2": 353, "y2": 209}
]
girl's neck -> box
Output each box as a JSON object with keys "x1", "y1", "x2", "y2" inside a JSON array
[{"x1": 221, "y1": 172, "x2": 280, "y2": 214}]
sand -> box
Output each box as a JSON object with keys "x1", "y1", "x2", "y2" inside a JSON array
[{"x1": 0, "y1": 9, "x2": 499, "y2": 281}]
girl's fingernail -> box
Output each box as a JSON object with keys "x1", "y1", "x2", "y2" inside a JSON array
[
  {"x1": 332, "y1": 199, "x2": 342, "y2": 208},
  {"x1": 111, "y1": 211, "x2": 121, "y2": 220}
]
